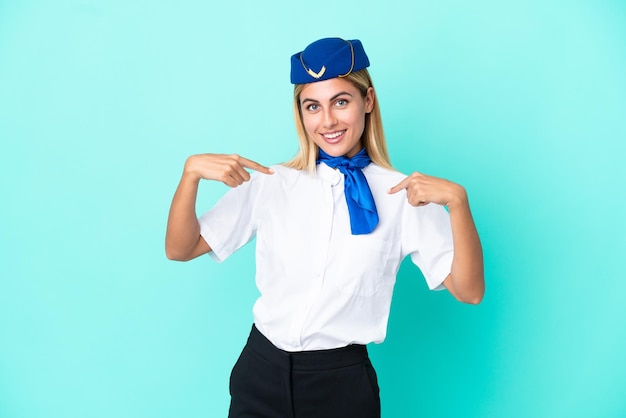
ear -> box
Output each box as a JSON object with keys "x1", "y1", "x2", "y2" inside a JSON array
[{"x1": 364, "y1": 87, "x2": 375, "y2": 113}]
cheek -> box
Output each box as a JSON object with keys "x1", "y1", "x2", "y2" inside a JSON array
[
  {"x1": 302, "y1": 115, "x2": 317, "y2": 136},
  {"x1": 347, "y1": 111, "x2": 366, "y2": 132}
]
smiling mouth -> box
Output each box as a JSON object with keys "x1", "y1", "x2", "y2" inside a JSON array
[{"x1": 322, "y1": 130, "x2": 346, "y2": 142}]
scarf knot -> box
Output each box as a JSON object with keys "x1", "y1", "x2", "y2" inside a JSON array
[{"x1": 316, "y1": 148, "x2": 379, "y2": 235}]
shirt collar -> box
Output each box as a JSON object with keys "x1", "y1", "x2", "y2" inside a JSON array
[{"x1": 316, "y1": 162, "x2": 343, "y2": 186}]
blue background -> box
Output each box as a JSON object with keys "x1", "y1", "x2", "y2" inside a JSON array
[{"x1": 1, "y1": 0, "x2": 625, "y2": 417}]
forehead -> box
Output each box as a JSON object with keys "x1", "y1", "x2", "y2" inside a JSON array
[{"x1": 299, "y1": 77, "x2": 359, "y2": 101}]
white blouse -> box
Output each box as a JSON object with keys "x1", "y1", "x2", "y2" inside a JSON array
[{"x1": 198, "y1": 162, "x2": 453, "y2": 351}]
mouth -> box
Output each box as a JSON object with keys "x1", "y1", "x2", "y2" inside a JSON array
[{"x1": 321, "y1": 129, "x2": 346, "y2": 144}]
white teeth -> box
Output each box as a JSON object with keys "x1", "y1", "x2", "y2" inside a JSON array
[{"x1": 323, "y1": 130, "x2": 345, "y2": 139}]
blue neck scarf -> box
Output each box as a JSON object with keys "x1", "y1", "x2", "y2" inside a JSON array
[{"x1": 316, "y1": 148, "x2": 379, "y2": 235}]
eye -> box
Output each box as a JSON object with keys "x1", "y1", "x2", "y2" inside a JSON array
[
  {"x1": 335, "y1": 99, "x2": 349, "y2": 107},
  {"x1": 305, "y1": 103, "x2": 320, "y2": 112}
]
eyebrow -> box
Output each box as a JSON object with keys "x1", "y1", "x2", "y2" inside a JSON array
[{"x1": 301, "y1": 91, "x2": 354, "y2": 105}]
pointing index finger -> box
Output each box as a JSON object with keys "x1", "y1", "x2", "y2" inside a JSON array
[
  {"x1": 239, "y1": 156, "x2": 274, "y2": 175},
  {"x1": 388, "y1": 176, "x2": 410, "y2": 194}
]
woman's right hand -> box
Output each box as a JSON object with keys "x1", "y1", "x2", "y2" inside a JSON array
[
  {"x1": 166, "y1": 153, "x2": 273, "y2": 261},
  {"x1": 184, "y1": 153, "x2": 274, "y2": 187}
]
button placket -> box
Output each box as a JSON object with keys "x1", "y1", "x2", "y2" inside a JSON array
[{"x1": 292, "y1": 172, "x2": 337, "y2": 348}]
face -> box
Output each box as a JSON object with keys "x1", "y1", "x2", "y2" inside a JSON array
[{"x1": 299, "y1": 77, "x2": 374, "y2": 158}]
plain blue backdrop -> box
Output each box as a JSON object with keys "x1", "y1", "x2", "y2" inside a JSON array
[{"x1": 1, "y1": 0, "x2": 625, "y2": 417}]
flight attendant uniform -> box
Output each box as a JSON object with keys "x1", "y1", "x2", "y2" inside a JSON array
[
  {"x1": 199, "y1": 163, "x2": 453, "y2": 418},
  {"x1": 198, "y1": 37, "x2": 454, "y2": 418}
]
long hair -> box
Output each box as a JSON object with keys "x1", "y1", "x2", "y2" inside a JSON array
[{"x1": 284, "y1": 69, "x2": 392, "y2": 173}]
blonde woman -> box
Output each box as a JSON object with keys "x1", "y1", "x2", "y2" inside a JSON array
[{"x1": 166, "y1": 37, "x2": 484, "y2": 418}]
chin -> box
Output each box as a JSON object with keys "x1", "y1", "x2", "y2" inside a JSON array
[
  {"x1": 318, "y1": 144, "x2": 354, "y2": 157},
  {"x1": 321, "y1": 149, "x2": 344, "y2": 157}
]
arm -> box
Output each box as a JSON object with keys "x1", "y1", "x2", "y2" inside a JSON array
[
  {"x1": 165, "y1": 170, "x2": 209, "y2": 261},
  {"x1": 388, "y1": 173, "x2": 485, "y2": 304},
  {"x1": 165, "y1": 153, "x2": 273, "y2": 261},
  {"x1": 442, "y1": 189, "x2": 484, "y2": 304}
]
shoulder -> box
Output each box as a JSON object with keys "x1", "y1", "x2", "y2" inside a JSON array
[
  {"x1": 365, "y1": 164, "x2": 448, "y2": 220},
  {"x1": 364, "y1": 163, "x2": 407, "y2": 178},
  {"x1": 363, "y1": 163, "x2": 409, "y2": 187},
  {"x1": 272, "y1": 164, "x2": 319, "y2": 181},
  {"x1": 270, "y1": 164, "x2": 303, "y2": 177},
  {"x1": 247, "y1": 164, "x2": 298, "y2": 182},
  {"x1": 361, "y1": 164, "x2": 410, "y2": 211},
  {"x1": 247, "y1": 164, "x2": 313, "y2": 190}
]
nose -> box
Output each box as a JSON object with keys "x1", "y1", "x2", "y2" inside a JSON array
[{"x1": 322, "y1": 108, "x2": 337, "y2": 128}]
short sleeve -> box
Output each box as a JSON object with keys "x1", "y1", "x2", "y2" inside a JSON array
[
  {"x1": 198, "y1": 173, "x2": 263, "y2": 263},
  {"x1": 401, "y1": 203, "x2": 454, "y2": 290}
]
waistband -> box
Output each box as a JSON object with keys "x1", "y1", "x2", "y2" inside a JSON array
[{"x1": 245, "y1": 324, "x2": 369, "y2": 372}]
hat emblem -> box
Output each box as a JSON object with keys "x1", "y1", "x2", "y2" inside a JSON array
[{"x1": 306, "y1": 65, "x2": 326, "y2": 79}]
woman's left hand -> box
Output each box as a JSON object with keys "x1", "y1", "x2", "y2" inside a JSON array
[
  {"x1": 390, "y1": 172, "x2": 485, "y2": 304},
  {"x1": 388, "y1": 172, "x2": 467, "y2": 209}
]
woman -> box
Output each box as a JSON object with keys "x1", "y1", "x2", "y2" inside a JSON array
[{"x1": 166, "y1": 37, "x2": 484, "y2": 418}]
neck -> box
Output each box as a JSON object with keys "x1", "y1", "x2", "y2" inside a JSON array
[
  {"x1": 319, "y1": 147, "x2": 366, "y2": 160},
  {"x1": 345, "y1": 146, "x2": 364, "y2": 158}
]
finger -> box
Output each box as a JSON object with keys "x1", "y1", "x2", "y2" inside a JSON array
[
  {"x1": 218, "y1": 162, "x2": 247, "y2": 185},
  {"x1": 237, "y1": 156, "x2": 274, "y2": 175},
  {"x1": 232, "y1": 161, "x2": 252, "y2": 183},
  {"x1": 221, "y1": 170, "x2": 245, "y2": 187},
  {"x1": 388, "y1": 176, "x2": 411, "y2": 194},
  {"x1": 221, "y1": 175, "x2": 240, "y2": 188}
]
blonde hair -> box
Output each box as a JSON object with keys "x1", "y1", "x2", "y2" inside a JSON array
[{"x1": 284, "y1": 69, "x2": 392, "y2": 173}]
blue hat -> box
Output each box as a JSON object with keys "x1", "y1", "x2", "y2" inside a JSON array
[{"x1": 290, "y1": 38, "x2": 370, "y2": 84}]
